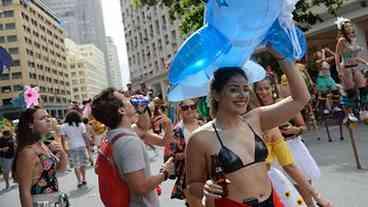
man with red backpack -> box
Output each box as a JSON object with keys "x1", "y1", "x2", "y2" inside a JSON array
[{"x1": 91, "y1": 88, "x2": 174, "y2": 207}]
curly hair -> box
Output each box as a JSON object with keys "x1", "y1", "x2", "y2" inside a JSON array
[
  {"x1": 91, "y1": 88, "x2": 123, "y2": 129},
  {"x1": 208, "y1": 67, "x2": 247, "y2": 118}
]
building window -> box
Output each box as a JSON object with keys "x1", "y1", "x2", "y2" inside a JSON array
[
  {"x1": 0, "y1": 73, "x2": 9, "y2": 80},
  {"x1": 164, "y1": 34, "x2": 169, "y2": 44},
  {"x1": 161, "y1": 15, "x2": 167, "y2": 30},
  {"x1": 11, "y1": 72, "x2": 21, "y2": 79},
  {"x1": 1, "y1": 86, "x2": 11, "y2": 93},
  {"x1": 5, "y1": 22, "x2": 15, "y2": 30},
  {"x1": 155, "y1": 20, "x2": 159, "y2": 35},
  {"x1": 41, "y1": 95, "x2": 47, "y2": 103},
  {"x1": 7, "y1": 35, "x2": 17, "y2": 42},
  {"x1": 2, "y1": 98, "x2": 12, "y2": 105},
  {"x1": 3, "y1": 10, "x2": 14, "y2": 18},
  {"x1": 13, "y1": 84, "x2": 23, "y2": 91},
  {"x1": 0, "y1": 36, "x2": 5, "y2": 43},
  {"x1": 8, "y1": 47, "x2": 18, "y2": 54},
  {"x1": 2, "y1": 1, "x2": 13, "y2": 7},
  {"x1": 12, "y1": 59, "x2": 20, "y2": 66}
]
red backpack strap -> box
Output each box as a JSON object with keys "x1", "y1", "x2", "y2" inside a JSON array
[
  {"x1": 98, "y1": 132, "x2": 129, "y2": 162},
  {"x1": 96, "y1": 132, "x2": 130, "y2": 174}
]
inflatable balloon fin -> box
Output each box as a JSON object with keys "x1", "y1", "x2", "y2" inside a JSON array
[
  {"x1": 216, "y1": 0, "x2": 228, "y2": 7},
  {"x1": 264, "y1": 20, "x2": 307, "y2": 61},
  {"x1": 168, "y1": 24, "x2": 231, "y2": 85}
]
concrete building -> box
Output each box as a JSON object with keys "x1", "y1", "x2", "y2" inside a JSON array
[
  {"x1": 306, "y1": 0, "x2": 368, "y2": 57},
  {"x1": 43, "y1": 0, "x2": 112, "y2": 86},
  {"x1": 120, "y1": 0, "x2": 184, "y2": 97},
  {"x1": 66, "y1": 39, "x2": 108, "y2": 103},
  {"x1": 0, "y1": 0, "x2": 70, "y2": 119},
  {"x1": 106, "y1": 36, "x2": 123, "y2": 89}
]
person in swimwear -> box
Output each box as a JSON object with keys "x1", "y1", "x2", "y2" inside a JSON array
[
  {"x1": 254, "y1": 78, "x2": 332, "y2": 207},
  {"x1": 335, "y1": 18, "x2": 368, "y2": 122},
  {"x1": 315, "y1": 48, "x2": 341, "y2": 115},
  {"x1": 185, "y1": 48, "x2": 310, "y2": 207}
]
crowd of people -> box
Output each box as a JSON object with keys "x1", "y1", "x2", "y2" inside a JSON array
[{"x1": 0, "y1": 16, "x2": 368, "y2": 207}]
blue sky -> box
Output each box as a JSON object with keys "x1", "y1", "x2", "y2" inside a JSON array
[{"x1": 101, "y1": 0, "x2": 130, "y2": 87}]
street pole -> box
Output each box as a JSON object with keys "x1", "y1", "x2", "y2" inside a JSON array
[{"x1": 347, "y1": 122, "x2": 362, "y2": 169}]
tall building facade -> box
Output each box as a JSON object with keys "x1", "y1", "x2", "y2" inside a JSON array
[
  {"x1": 43, "y1": 0, "x2": 112, "y2": 86},
  {"x1": 120, "y1": 0, "x2": 184, "y2": 97},
  {"x1": 0, "y1": 0, "x2": 70, "y2": 119},
  {"x1": 66, "y1": 39, "x2": 108, "y2": 102},
  {"x1": 106, "y1": 36, "x2": 123, "y2": 89}
]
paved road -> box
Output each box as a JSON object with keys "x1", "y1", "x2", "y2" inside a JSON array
[{"x1": 1, "y1": 124, "x2": 368, "y2": 206}]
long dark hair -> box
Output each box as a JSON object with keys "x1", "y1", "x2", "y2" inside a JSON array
[
  {"x1": 208, "y1": 67, "x2": 247, "y2": 118},
  {"x1": 13, "y1": 106, "x2": 43, "y2": 180},
  {"x1": 64, "y1": 110, "x2": 82, "y2": 127},
  {"x1": 15, "y1": 106, "x2": 43, "y2": 149}
]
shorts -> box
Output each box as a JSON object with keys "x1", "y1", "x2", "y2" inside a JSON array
[
  {"x1": 69, "y1": 147, "x2": 88, "y2": 168},
  {"x1": 316, "y1": 75, "x2": 337, "y2": 93},
  {"x1": 0, "y1": 157, "x2": 13, "y2": 174}
]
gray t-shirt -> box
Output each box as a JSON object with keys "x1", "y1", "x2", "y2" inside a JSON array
[{"x1": 107, "y1": 128, "x2": 159, "y2": 207}]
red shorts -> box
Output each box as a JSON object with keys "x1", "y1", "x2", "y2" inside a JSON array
[{"x1": 214, "y1": 190, "x2": 284, "y2": 207}]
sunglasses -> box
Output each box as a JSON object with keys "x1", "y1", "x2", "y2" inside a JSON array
[{"x1": 181, "y1": 104, "x2": 196, "y2": 111}]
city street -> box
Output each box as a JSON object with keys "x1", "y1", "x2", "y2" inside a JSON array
[{"x1": 1, "y1": 124, "x2": 368, "y2": 207}]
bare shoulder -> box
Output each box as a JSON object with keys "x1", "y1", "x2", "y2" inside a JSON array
[
  {"x1": 241, "y1": 109, "x2": 263, "y2": 135},
  {"x1": 188, "y1": 121, "x2": 215, "y2": 148},
  {"x1": 16, "y1": 146, "x2": 37, "y2": 167},
  {"x1": 18, "y1": 146, "x2": 36, "y2": 158}
]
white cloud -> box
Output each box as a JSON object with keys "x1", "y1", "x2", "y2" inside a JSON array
[{"x1": 101, "y1": 0, "x2": 130, "y2": 87}]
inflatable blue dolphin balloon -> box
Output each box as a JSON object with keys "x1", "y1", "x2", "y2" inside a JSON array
[
  {"x1": 168, "y1": 0, "x2": 306, "y2": 102},
  {"x1": 167, "y1": 60, "x2": 266, "y2": 102}
]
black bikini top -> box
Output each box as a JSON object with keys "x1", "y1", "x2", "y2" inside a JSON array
[{"x1": 212, "y1": 123, "x2": 268, "y2": 174}]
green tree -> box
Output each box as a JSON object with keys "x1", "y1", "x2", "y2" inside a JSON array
[{"x1": 136, "y1": 0, "x2": 344, "y2": 36}]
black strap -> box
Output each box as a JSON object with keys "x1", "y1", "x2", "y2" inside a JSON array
[
  {"x1": 110, "y1": 132, "x2": 129, "y2": 145},
  {"x1": 247, "y1": 123, "x2": 257, "y2": 135},
  {"x1": 212, "y1": 123, "x2": 225, "y2": 148}
]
